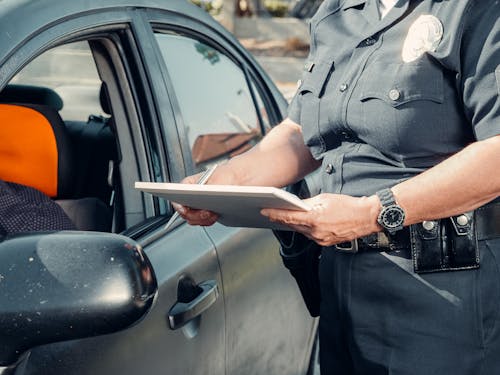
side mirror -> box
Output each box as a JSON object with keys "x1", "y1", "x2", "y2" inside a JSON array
[{"x1": 0, "y1": 232, "x2": 157, "y2": 367}]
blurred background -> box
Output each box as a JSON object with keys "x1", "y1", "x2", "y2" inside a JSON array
[
  {"x1": 191, "y1": 0, "x2": 321, "y2": 100},
  {"x1": 10, "y1": 0, "x2": 321, "y2": 119}
]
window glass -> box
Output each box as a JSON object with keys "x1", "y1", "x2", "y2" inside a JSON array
[
  {"x1": 155, "y1": 32, "x2": 263, "y2": 172},
  {"x1": 10, "y1": 41, "x2": 104, "y2": 121},
  {"x1": 0, "y1": 41, "x2": 122, "y2": 226},
  {"x1": 250, "y1": 80, "x2": 271, "y2": 133}
]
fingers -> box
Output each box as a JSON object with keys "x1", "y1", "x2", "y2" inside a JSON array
[
  {"x1": 302, "y1": 195, "x2": 331, "y2": 211},
  {"x1": 260, "y1": 207, "x2": 342, "y2": 246},
  {"x1": 172, "y1": 172, "x2": 218, "y2": 226},
  {"x1": 260, "y1": 205, "x2": 328, "y2": 232},
  {"x1": 313, "y1": 234, "x2": 336, "y2": 247},
  {"x1": 172, "y1": 202, "x2": 219, "y2": 226},
  {"x1": 276, "y1": 220, "x2": 336, "y2": 246},
  {"x1": 180, "y1": 173, "x2": 203, "y2": 185},
  {"x1": 261, "y1": 208, "x2": 313, "y2": 226},
  {"x1": 171, "y1": 202, "x2": 186, "y2": 215}
]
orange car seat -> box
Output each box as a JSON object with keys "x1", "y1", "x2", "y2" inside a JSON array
[
  {"x1": 0, "y1": 103, "x2": 111, "y2": 231},
  {"x1": 0, "y1": 104, "x2": 74, "y2": 198}
]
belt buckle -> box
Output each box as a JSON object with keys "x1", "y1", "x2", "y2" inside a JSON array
[{"x1": 335, "y1": 239, "x2": 359, "y2": 253}]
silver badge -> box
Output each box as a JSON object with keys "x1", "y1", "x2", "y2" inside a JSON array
[{"x1": 402, "y1": 15, "x2": 443, "y2": 63}]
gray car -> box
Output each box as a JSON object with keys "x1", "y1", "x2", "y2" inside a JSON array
[{"x1": 0, "y1": 0, "x2": 318, "y2": 374}]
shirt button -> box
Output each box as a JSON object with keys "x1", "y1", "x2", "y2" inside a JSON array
[
  {"x1": 389, "y1": 89, "x2": 401, "y2": 101},
  {"x1": 339, "y1": 83, "x2": 348, "y2": 92},
  {"x1": 364, "y1": 37, "x2": 376, "y2": 46},
  {"x1": 325, "y1": 164, "x2": 335, "y2": 174}
]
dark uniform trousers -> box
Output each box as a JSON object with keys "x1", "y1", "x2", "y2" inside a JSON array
[{"x1": 318, "y1": 239, "x2": 500, "y2": 374}]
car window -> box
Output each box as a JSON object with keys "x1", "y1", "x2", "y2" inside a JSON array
[
  {"x1": 250, "y1": 79, "x2": 272, "y2": 133},
  {"x1": 10, "y1": 41, "x2": 105, "y2": 122},
  {"x1": 0, "y1": 39, "x2": 122, "y2": 233},
  {"x1": 154, "y1": 32, "x2": 264, "y2": 172}
]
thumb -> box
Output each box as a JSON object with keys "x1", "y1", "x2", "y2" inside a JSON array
[{"x1": 181, "y1": 173, "x2": 203, "y2": 184}]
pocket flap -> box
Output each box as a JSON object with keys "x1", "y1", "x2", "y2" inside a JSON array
[
  {"x1": 298, "y1": 60, "x2": 335, "y2": 98},
  {"x1": 360, "y1": 62, "x2": 443, "y2": 107}
]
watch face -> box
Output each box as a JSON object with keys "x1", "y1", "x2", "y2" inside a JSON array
[{"x1": 380, "y1": 205, "x2": 405, "y2": 229}]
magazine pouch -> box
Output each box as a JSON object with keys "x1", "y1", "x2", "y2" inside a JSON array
[{"x1": 411, "y1": 212, "x2": 479, "y2": 273}]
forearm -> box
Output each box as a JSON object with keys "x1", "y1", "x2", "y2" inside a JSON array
[
  {"x1": 209, "y1": 118, "x2": 321, "y2": 187},
  {"x1": 392, "y1": 135, "x2": 500, "y2": 225},
  {"x1": 261, "y1": 136, "x2": 500, "y2": 245}
]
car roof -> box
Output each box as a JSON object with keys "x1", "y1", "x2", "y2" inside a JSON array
[{"x1": 0, "y1": 0, "x2": 224, "y2": 62}]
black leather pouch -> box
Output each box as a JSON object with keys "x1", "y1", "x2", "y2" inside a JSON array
[
  {"x1": 411, "y1": 212, "x2": 479, "y2": 273},
  {"x1": 274, "y1": 231, "x2": 321, "y2": 317}
]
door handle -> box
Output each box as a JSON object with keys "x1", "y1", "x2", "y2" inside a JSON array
[{"x1": 168, "y1": 280, "x2": 219, "y2": 330}]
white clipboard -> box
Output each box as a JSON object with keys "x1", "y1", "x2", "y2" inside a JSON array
[{"x1": 134, "y1": 182, "x2": 311, "y2": 230}]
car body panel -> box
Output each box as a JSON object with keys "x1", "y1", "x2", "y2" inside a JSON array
[
  {"x1": 0, "y1": 2, "x2": 315, "y2": 374},
  {"x1": 205, "y1": 224, "x2": 316, "y2": 375},
  {"x1": 20, "y1": 225, "x2": 225, "y2": 375}
]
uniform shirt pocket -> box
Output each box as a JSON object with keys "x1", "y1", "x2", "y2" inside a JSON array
[
  {"x1": 355, "y1": 60, "x2": 446, "y2": 161},
  {"x1": 360, "y1": 62, "x2": 444, "y2": 107},
  {"x1": 298, "y1": 59, "x2": 335, "y2": 98},
  {"x1": 298, "y1": 59, "x2": 335, "y2": 157}
]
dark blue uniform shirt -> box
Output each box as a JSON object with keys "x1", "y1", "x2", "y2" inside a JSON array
[{"x1": 288, "y1": 0, "x2": 500, "y2": 197}]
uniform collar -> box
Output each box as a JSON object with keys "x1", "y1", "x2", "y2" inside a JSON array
[
  {"x1": 343, "y1": 0, "x2": 411, "y2": 28},
  {"x1": 343, "y1": 0, "x2": 412, "y2": 12},
  {"x1": 342, "y1": 0, "x2": 367, "y2": 11}
]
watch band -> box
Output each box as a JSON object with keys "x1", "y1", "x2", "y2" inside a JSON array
[{"x1": 376, "y1": 188, "x2": 396, "y2": 207}]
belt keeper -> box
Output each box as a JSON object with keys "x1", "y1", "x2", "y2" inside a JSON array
[{"x1": 336, "y1": 240, "x2": 359, "y2": 252}]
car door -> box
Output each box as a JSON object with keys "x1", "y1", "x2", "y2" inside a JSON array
[
  {"x1": 0, "y1": 4, "x2": 225, "y2": 375},
  {"x1": 143, "y1": 10, "x2": 317, "y2": 375}
]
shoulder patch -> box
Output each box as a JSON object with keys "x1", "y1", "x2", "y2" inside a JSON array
[{"x1": 402, "y1": 15, "x2": 443, "y2": 63}]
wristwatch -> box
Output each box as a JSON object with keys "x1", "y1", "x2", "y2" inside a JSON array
[{"x1": 376, "y1": 188, "x2": 405, "y2": 234}]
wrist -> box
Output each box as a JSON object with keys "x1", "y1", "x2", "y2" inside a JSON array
[{"x1": 359, "y1": 194, "x2": 384, "y2": 234}]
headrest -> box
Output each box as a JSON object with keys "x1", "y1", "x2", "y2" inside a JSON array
[
  {"x1": 0, "y1": 104, "x2": 74, "y2": 198},
  {"x1": 0, "y1": 84, "x2": 64, "y2": 111},
  {"x1": 99, "y1": 82, "x2": 111, "y2": 115}
]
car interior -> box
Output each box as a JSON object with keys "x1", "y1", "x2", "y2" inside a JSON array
[
  {"x1": 0, "y1": 42, "x2": 121, "y2": 234},
  {"x1": 0, "y1": 37, "x2": 267, "y2": 236}
]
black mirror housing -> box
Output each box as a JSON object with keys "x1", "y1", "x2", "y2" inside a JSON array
[{"x1": 0, "y1": 231, "x2": 157, "y2": 366}]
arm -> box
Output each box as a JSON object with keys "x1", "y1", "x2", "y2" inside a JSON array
[
  {"x1": 261, "y1": 136, "x2": 500, "y2": 246},
  {"x1": 174, "y1": 118, "x2": 321, "y2": 225},
  {"x1": 207, "y1": 118, "x2": 320, "y2": 187},
  {"x1": 393, "y1": 136, "x2": 500, "y2": 223}
]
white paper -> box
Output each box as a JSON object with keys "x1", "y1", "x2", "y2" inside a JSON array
[{"x1": 134, "y1": 182, "x2": 311, "y2": 230}]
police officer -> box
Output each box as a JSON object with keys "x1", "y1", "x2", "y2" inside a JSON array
[{"x1": 175, "y1": 0, "x2": 500, "y2": 373}]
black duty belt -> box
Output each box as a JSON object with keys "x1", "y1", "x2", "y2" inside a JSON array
[{"x1": 335, "y1": 201, "x2": 500, "y2": 253}]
